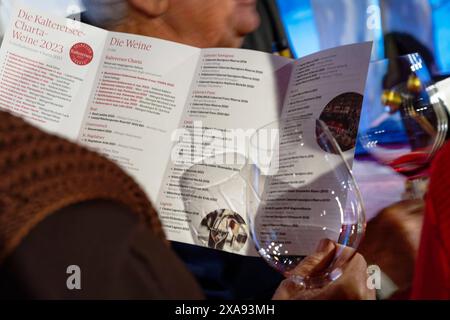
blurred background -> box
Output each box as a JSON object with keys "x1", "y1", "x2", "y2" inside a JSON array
[{"x1": 278, "y1": 0, "x2": 450, "y2": 76}]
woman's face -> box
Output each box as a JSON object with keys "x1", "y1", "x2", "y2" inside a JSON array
[{"x1": 161, "y1": 0, "x2": 260, "y2": 48}]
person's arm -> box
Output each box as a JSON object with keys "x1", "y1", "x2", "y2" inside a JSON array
[
  {"x1": 0, "y1": 200, "x2": 204, "y2": 299},
  {"x1": 358, "y1": 200, "x2": 424, "y2": 296}
]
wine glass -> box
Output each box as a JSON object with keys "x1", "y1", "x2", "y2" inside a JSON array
[
  {"x1": 358, "y1": 53, "x2": 448, "y2": 199},
  {"x1": 246, "y1": 116, "x2": 366, "y2": 288}
]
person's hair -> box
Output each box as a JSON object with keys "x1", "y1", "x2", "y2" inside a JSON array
[{"x1": 82, "y1": 0, "x2": 129, "y2": 28}]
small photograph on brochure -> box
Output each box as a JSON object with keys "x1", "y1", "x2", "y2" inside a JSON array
[
  {"x1": 316, "y1": 92, "x2": 364, "y2": 153},
  {"x1": 198, "y1": 209, "x2": 249, "y2": 252}
]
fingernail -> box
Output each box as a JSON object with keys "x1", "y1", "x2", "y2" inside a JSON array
[{"x1": 316, "y1": 239, "x2": 329, "y2": 252}]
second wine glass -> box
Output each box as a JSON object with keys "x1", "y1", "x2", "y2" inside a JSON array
[{"x1": 358, "y1": 53, "x2": 448, "y2": 198}]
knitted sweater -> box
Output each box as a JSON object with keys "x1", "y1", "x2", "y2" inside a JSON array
[{"x1": 0, "y1": 110, "x2": 165, "y2": 263}]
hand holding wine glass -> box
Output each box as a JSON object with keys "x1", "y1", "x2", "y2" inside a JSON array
[{"x1": 273, "y1": 239, "x2": 375, "y2": 300}]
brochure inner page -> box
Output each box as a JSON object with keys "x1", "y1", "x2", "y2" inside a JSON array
[
  {"x1": 77, "y1": 32, "x2": 201, "y2": 201},
  {"x1": 156, "y1": 47, "x2": 293, "y2": 255},
  {"x1": 254, "y1": 43, "x2": 372, "y2": 256}
]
